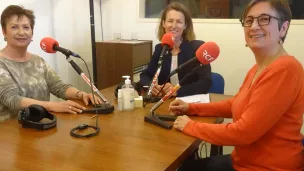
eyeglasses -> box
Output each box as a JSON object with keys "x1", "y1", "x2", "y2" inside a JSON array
[{"x1": 239, "y1": 14, "x2": 283, "y2": 27}]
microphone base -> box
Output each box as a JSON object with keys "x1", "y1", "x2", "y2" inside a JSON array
[
  {"x1": 157, "y1": 114, "x2": 177, "y2": 121},
  {"x1": 82, "y1": 104, "x2": 114, "y2": 114},
  {"x1": 144, "y1": 112, "x2": 177, "y2": 129},
  {"x1": 143, "y1": 96, "x2": 162, "y2": 103}
]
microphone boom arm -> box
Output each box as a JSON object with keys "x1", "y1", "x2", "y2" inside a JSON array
[
  {"x1": 144, "y1": 83, "x2": 181, "y2": 129},
  {"x1": 144, "y1": 65, "x2": 202, "y2": 129},
  {"x1": 66, "y1": 57, "x2": 109, "y2": 104},
  {"x1": 150, "y1": 64, "x2": 202, "y2": 112},
  {"x1": 146, "y1": 45, "x2": 169, "y2": 98},
  {"x1": 147, "y1": 67, "x2": 161, "y2": 98},
  {"x1": 149, "y1": 84, "x2": 180, "y2": 112}
]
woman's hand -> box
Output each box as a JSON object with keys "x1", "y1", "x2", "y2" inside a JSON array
[
  {"x1": 169, "y1": 99, "x2": 189, "y2": 115},
  {"x1": 151, "y1": 83, "x2": 177, "y2": 97},
  {"x1": 46, "y1": 100, "x2": 86, "y2": 114},
  {"x1": 152, "y1": 84, "x2": 163, "y2": 97},
  {"x1": 162, "y1": 83, "x2": 177, "y2": 96},
  {"x1": 79, "y1": 92, "x2": 103, "y2": 105},
  {"x1": 173, "y1": 115, "x2": 191, "y2": 131}
]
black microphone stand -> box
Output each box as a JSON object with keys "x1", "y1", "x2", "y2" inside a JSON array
[
  {"x1": 65, "y1": 56, "x2": 114, "y2": 114},
  {"x1": 144, "y1": 99, "x2": 177, "y2": 129},
  {"x1": 145, "y1": 62, "x2": 163, "y2": 99},
  {"x1": 144, "y1": 45, "x2": 170, "y2": 104}
]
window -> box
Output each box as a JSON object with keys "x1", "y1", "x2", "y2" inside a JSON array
[{"x1": 144, "y1": 0, "x2": 304, "y2": 19}]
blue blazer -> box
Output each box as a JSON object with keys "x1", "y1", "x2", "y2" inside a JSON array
[{"x1": 140, "y1": 40, "x2": 212, "y2": 97}]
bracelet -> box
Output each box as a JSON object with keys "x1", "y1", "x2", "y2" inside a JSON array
[{"x1": 76, "y1": 90, "x2": 83, "y2": 99}]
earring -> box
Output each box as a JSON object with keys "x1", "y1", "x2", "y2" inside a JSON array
[
  {"x1": 278, "y1": 39, "x2": 283, "y2": 44},
  {"x1": 245, "y1": 44, "x2": 248, "y2": 47},
  {"x1": 4, "y1": 38, "x2": 7, "y2": 41}
]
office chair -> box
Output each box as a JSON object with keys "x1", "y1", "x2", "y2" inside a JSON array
[
  {"x1": 208, "y1": 72, "x2": 225, "y2": 94},
  {"x1": 208, "y1": 72, "x2": 225, "y2": 156}
]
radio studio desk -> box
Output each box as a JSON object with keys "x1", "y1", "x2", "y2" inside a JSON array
[{"x1": 0, "y1": 86, "x2": 229, "y2": 171}]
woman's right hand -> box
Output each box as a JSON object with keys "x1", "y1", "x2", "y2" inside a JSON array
[
  {"x1": 152, "y1": 84, "x2": 163, "y2": 97},
  {"x1": 169, "y1": 99, "x2": 189, "y2": 115},
  {"x1": 46, "y1": 100, "x2": 86, "y2": 114}
]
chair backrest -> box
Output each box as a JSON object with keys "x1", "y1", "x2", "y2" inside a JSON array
[
  {"x1": 208, "y1": 72, "x2": 225, "y2": 157},
  {"x1": 208, "y1": 72, "x2": 225, "y2": 94}
]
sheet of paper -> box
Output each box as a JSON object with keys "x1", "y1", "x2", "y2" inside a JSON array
[{"x1": 177, "y1": 94, "x2": 210, "y2": 103}]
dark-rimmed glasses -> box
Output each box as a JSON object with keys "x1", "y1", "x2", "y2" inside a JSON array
[{"x1": 239, "y1": 14, "x2": 283, "y2": 27}]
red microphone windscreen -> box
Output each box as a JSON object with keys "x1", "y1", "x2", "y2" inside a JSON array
[
  {"x1": 161, "y1": 33, "x2": 175, "y2": 49},
  {"x1": 40, "y1": 37, "x2": 59, "y2": 53},
  {"x1": 196, "y1": 42, "x2": 220, "y2": 65}
]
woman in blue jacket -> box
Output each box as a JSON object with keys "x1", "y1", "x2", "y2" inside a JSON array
[{"x1": 140, "y1": 2, "x2": 212, "y2": 97}]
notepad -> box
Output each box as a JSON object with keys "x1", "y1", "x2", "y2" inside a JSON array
[{"x1": 177, "y1": 94, "x2": 210, "y2": 103}]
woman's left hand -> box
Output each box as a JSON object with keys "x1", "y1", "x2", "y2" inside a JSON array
[
  {"x1": 162, "y1": 83, "x2": 177, "y2": 96},
  {"x1": 173, "y1": 115, "x2": 192, "y2": 131},
  {"x1": 79, "y1": 92, "x2": 103, "y2": 105}
]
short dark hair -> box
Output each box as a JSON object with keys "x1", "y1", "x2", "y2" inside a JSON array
[
  {"x1": 1, "y1": 5, "x2": 35, "y2": 32},
  {"x1": 157, "y1": 2, "x2": 195, "y2": 41},
  {"x1": 241, "y1": 0, "x2": 292, "y2": 42}
]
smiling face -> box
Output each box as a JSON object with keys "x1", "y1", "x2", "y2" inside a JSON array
[
  {"x1": 162, "y1": 9, "x2": 187, "y2": 42},
  {"x1": 243, "y1": 2, "x2": 288, "y2": 51},
  {"x1": 2, "y1": 15, "x2": 33, "y2": 48}
]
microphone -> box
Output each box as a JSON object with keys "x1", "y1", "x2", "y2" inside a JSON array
[
  {"x1": 168, "y1": 42, "x2": 220, "y2": 78},
  {"x1": 159, "y1": 32, "x2": 175, "y2": 60},
  {"x1": 146, "y1": 33, "x2": 175, "y2": 99},
  {"x1": 144, "y1": 42, "x2": 220, "y2": 129},
  {"x1": 40, "y1": 37, "x2": 114, "y2": 114},
  {"x1": 40, "y1": 37, "x2": 80, "y2": 58},
  {"x1": 40, "y1": 37, "x2": 115, "y2": 138}
]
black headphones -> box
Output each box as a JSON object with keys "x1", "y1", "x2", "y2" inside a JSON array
[{"x1": 18, "y1": 104, "x2": 57, "y2": 130}]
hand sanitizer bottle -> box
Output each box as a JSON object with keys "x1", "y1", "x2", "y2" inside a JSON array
[
  {"x1": 121, "y1": 76, "x2": 135, "y2": 111},
  {"x1": 117, "y1": 89, "x2": 123, "y2": 111}
]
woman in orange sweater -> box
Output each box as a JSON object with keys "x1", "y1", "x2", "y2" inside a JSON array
[{"x1": 169, "y1": 0, "x2": 304, "y2": 171}]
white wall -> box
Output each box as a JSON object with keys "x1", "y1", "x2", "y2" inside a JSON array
[
  {"x1": 52, "y1": 0, "x2": 95, "y2": 92},
  {"x1": 100, "y1": 0, "x2": 304, "y2": 95}
]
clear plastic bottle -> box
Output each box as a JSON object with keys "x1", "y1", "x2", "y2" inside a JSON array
[
  {"x1": 121, "y1": 76, "x2": 135, "y2": 111},
  {"x1": 117, "y1": 89, "x2": 123, "y2": 111}
]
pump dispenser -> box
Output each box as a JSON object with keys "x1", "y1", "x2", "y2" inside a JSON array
[{"x1": 121, "y1": 76, "x2": 135, "y2": 111}]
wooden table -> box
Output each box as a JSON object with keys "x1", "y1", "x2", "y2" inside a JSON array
[{"x1": 0, "y1": 86, "x2": 231, "y2": 171}]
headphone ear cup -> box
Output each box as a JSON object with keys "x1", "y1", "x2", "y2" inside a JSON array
[
  {"x1": 23, "y1": 107, "x2": 30, "y2": 120},
  {"x1": 27, "y1": 105, "x2": 46, "y2": 122},
  {"x1": 114, "y1": 81, "x2": 125, "y2": 98},
  {"x1": 18, "y1": 107, "x2": 30, "y2": 123},
  {"x1": 133, "y1": 82, "x2": 143, "y2": 96}
]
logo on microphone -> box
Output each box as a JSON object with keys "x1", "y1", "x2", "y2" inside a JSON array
[
  {"x1": 203, "y1": 50, "x2": 215, "y2": 62},
  {"x1": 40, "y1": 42, "x2": 46, "y2": 52},
  {"x1": 171, "y1": 36, "x2": 175, "y2": 43}
]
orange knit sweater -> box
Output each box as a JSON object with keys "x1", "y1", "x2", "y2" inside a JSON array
[{"x1": 184, "y1": 56, "x2": 304, "y2": 171}]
